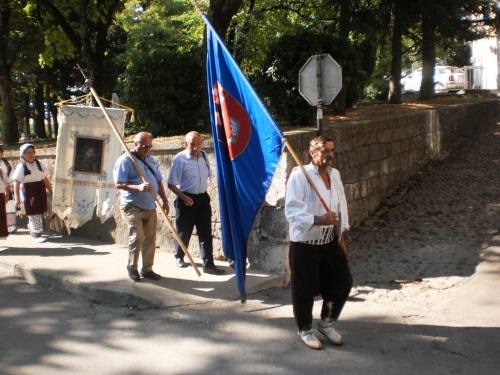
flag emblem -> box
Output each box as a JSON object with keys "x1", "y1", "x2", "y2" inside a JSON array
[{"x1": 213, "y1": 82, "x2": 251, "y2": 160}]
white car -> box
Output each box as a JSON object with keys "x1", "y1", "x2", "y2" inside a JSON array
[{"x1": 400, "y1": 66, "x2": 465, "y2": 92}]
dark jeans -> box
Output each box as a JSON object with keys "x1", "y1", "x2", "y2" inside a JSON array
[
  {"x1": 174, "y1": 192, "x2": 214, "y2": 266},
  {"x1": 290, "y1": 239, "x2": 353, "y2": 331}
]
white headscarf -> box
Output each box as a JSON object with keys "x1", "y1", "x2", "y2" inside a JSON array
[{"x1": 20, "y1": 143, "x2": 35, "y2": 160}]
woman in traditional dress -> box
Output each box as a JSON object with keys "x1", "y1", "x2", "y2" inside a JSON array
[
  {"x1": 0, "y1": 166, "x2": 11, "y2": 239},
  {"x1": 12, "y1": 144, "x2": 53, "y2": 243},
  {"x1": 0, "y1": 147, "x2": 17, "y2": 233}
]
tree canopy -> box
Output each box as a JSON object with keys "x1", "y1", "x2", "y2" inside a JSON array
[{"x1": 0, "y1": 0, "x2": 497, "y2": 143}]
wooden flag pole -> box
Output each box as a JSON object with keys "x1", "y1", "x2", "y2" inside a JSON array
[
  {"x1": 282, "y1": 138, "x2": 331, "y2": 213},
  {"x1": 81, "y1": 76, "x2": 201, "y2": 276}
]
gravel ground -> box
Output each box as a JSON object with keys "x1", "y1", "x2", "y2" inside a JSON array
[{"x1": 344, "y1": 99, "x2": 500, "y2": 307}]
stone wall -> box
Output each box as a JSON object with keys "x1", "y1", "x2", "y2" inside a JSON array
[
  {"x1": 245, "y1": 100, "x2": 497, "y2": 281},
  {"x1": 5, "y1": 99, "x2": 497, "y2": 282}
]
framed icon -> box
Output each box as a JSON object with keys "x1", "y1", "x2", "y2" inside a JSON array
[{"x1": 73, "y1": 136, "x2": 105, "y2": 175}]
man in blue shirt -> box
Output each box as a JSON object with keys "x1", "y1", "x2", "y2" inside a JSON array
[
  {"x1": 168, "y1": 131, "x2": 224, "y2": 275},
  {"x1": 113, "y1": 132, "x2": 169, "y2": 281}
]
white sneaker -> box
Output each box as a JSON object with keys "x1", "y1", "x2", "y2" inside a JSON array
[
  {"x1": 298, "y1": 329, "x2": 322, "y2": 350},
  {"x1": 36, "y1": 236, "x2": 47, "y2": 243},
  {"x1": 29, "y1": 223, "x2": 38, "y2": 238},
  {"x1": 317, "y1": 321, "x2": 344, "y2": 346}
]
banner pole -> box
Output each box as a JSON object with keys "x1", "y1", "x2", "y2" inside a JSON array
[
  {"x1": 82, "y1": 77, "x2": 201, "y2": 277},
  {"x1": 282, "y1": 138, "x2": 331, "y2": 213},
  {"x1": 189, "y1": 0, "x2": 204, "y2": 15}
]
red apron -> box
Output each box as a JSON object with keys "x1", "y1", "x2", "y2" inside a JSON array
[{"x1": 22, "y1": 180, "x2": 47, "y2": 215}]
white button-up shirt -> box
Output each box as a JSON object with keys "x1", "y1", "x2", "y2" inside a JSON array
[{"x1": 285, "y1": 163, "x2": 349, "y2": 243}]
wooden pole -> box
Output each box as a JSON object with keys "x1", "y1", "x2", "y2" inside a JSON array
[{"x1": 83, "y1": 78, "x2": 201, "y2": 276}]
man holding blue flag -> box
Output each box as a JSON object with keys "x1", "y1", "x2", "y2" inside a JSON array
[{"x1": 285, "y1": 135, "x2": 352, "y2": 350}]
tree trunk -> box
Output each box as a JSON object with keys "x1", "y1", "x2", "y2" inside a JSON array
[
  {"x1": 24, "y1": 94, "x2": 31, "y2": 139},
  {"x1": 335, "y1": 0, "x2": 350, "y2": 115},
  {"x1": 232, "y1": 0, "x2": 255, "y2": 65},
  {"x1": 0, "y1": 4, "x2": 18, "y2": 145},
  {"x1": 389, "y1": 0, "x2": 402, "y2": 104},
  {"x1": 50, "y1": 94, "x2": 59, "y2": 139},
  {"x1": 207, "y1": 0, "x2": 244, "y2": 39},
  {"x1": 420, "y1": 10, "x2": 436, "y2": 100},
  {"x1": 46, "y1": 88, "x2": 52, "y2": 139},
  {"x1": 33, "y1": 81, "x2": 47, "y2": 138},
  {"x1": 0, "y1": 72, "x2": 18, "y2": 145}
]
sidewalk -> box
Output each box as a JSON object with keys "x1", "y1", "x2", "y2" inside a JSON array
[{"x1": 0, "y1": 229, "x2": 284, "y2": 308}]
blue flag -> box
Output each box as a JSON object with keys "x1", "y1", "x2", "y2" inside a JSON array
[{"x1": 203, "y1": 15, "x2": 284, "y2": 300}]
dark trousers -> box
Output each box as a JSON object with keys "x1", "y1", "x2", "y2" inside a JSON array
[
  {"x1": 289, "y1": 239, "x2": 353, "y2": 331},
  {"x1": 174, "y1": 192, "x2": 214, "y2": 266}
]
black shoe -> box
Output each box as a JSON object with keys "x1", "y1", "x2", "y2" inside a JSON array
[
  {"x1": 203, "y1": 264, "x2": 225, "y2": 275},
  {"x1": 176, "y1": 258, "x2": 188, "y2": 268},
  {"x1": 128, "y1": 269, "x2": 141, "y2": 281},
  {"x1": 142, "y1": 270, "x2": 161, "y2": 280}
]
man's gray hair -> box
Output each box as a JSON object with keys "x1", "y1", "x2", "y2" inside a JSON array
[{"x1": 309, "y1": 135, "x2": 334, "y2": 152}]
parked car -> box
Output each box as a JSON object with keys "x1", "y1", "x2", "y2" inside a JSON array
[{"x1": 400, "y1": 66, "x2": 465, "y2": 93}]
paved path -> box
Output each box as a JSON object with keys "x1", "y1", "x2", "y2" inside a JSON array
[
  {"x1": 0, "y1": 234, "x2": 283, "y2": 308},
  {"x1": 346, "y1": 100, "x2": 500, "y2": 328},
  {"x1": 1, "y1": 102, "x2": 499, "y2": 310}
]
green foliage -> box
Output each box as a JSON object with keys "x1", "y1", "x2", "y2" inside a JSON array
[
  {"x1": 40, "y1": 28, "x2": 75, "y2": 67},
  {"x1": 117, "y1": 48, "x2": 204, "y2": 136},
  {"x1": 119, "y1": 0, "x2": 204, "y2": 51},
  {"x1": 115, "y1": 0, "x2": 206, "y2": 136},
  {"x1": 365, "y1": 35, "x2": 392, "y2": 101},
  {"x1": 0, "y1": 0, "x2": 495, "y2": 144},
  {"x1": 252, "y1": 29, "x2": 370, "y2": 126},
  {"x1": 0, "y1": 0, "x2": 48, "y2": 143},
  {"x1": 436, "y1": 42, "x2": 472, "y2": 67}
]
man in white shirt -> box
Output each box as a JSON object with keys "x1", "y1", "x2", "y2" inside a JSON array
[
  {"x1": 285, "y1": 135, "x2": 352, "y2": 350},
  {"x1": 167, "y1": 131, "x2": 224, "y2": 275}
]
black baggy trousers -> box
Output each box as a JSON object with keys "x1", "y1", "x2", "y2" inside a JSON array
[{"x1": 289, "y1": 238, "x2": 353, "y2": 331}]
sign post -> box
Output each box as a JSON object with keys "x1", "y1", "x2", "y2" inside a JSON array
[{"x1": 299, "y1": 54, "x2": 342, "y2": 135}]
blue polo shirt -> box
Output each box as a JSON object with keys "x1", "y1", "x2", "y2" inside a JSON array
[
  {"x1": 167, "y1": 149, "x2": 212, "y2": 194},
  {"x1": 113, "y1": 152, "x2": 164, "y2": 210}
]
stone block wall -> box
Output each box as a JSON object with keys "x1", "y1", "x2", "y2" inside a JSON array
[
  {"x1": 246, "y1": 100, "x2": 497, "y2": 281},
  {"x1": 4, "y1": 99, "x2": 497, "y2": 282}
]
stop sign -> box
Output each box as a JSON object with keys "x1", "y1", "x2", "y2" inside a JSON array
[{"x1": 299, "y1": 54, "x2": 342, "y2": 105}]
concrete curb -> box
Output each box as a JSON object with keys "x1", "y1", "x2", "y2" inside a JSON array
[
  {"x1": 0, "y1": 254, "x2": 287, "y2": 309},
  {"x1": 247, "y1": 275, "x2": 285, "y2": 294},
  {"x1": 0, "y1": 258, "x2": 161, "y2": 308}
]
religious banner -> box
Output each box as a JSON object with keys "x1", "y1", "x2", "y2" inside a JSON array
[{"x1": 52, "y1": 105, "x2": 125, "y2": 227}]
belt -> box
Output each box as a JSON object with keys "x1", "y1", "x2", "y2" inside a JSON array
[{"x1": 183, "y1": 191, "x2": 207, "y2": 196}]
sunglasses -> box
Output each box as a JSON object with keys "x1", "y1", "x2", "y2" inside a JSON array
[{"x1": 138, "y1": 143, "x2": 153, "y2": 149}]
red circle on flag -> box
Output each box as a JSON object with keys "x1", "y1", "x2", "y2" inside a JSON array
[{"x1": 219, "y1": 89, "x2": 252, "y2": 160}]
